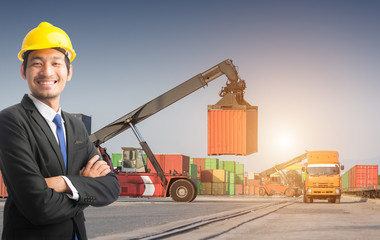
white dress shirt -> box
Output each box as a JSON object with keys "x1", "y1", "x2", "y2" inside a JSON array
[{"x1": 28, "y1": 94, "x2": 79, "y2": 200}]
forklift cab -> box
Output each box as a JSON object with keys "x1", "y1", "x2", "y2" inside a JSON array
[{"x1": 121, "y1": 147, "x2": 147, "y2": 173}]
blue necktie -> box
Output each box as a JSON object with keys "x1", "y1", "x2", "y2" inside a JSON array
[{"x1": 53, "y1": 114, "x2": 67, "y2": 171}]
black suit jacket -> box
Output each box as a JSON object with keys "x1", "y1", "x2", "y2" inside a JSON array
[{"x1": 0, "y1": 95, "x2": 120, "y2": 240}]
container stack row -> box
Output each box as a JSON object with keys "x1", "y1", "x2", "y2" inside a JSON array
[
  {"x1": 341, "y1": 165, "x2": 379, "y2": 190},
  {"x1": 189, "y1": 157, "x2": 262, "y2": 196},
  {"x1": 109, "y1": 152, "x2": 262, "y2": 196}
]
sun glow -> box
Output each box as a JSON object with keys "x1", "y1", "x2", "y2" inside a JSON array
[{"x1": 277, "y1": 135, "x2": 293, "y2": 148}]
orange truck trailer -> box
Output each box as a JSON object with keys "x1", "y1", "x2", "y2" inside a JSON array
[{"x1": 303, "y1": 151, "x2": 344, "y2": 203}]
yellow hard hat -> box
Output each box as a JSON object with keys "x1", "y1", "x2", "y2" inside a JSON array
[{"x1": 18, "y1": 22, "x2": 76, "y2": 62}]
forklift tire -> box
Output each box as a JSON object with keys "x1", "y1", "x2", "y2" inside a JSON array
[
  {"x1": 285, "y1": 188, "x2": 295, "y2": 197},
  {"x1": 169, "y1": 179, "x2": 196, "y2": 202}
]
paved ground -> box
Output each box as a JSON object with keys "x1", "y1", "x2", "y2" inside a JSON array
[
  {"x1": 1, "y1": 195, "x2": 380, "y2": 239},
  {"x1": 211, "y1": 197, "x2": 380, "y2": 240}
]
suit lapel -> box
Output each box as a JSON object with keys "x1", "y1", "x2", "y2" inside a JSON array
[{"x1": 21, "y1": 95, "x2": 66, "y2": 174}]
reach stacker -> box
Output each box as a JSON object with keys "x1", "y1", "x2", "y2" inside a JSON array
[{"x1": 89, "y1": 59, "x2": 250, "y2": 202}]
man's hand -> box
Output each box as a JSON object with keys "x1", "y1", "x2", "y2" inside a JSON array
[
  {"x1": 80, "y1": 155, "x2": 111, "y2": 177},
  {"x1": 45, "y1": 176, "x2": 71, "y2": 194}
]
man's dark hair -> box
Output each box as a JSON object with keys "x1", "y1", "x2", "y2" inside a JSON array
[{"x1": 22, "y1": 48, "x2": 71, "y2": 76}]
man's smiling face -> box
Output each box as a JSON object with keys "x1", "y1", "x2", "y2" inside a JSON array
[{"x1": 21, "y1": 48, "x2": 72, "y2": 110}]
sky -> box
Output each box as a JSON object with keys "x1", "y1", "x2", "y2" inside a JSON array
[{"x1": 1, "y1": 0, "x2": 380, "y2": 173}]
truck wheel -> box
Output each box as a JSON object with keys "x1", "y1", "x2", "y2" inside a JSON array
[
  {"x1": 285, "y1": 188, "x2": 295, "y2": 197},
  {"x1": 259, "y1": 188, "x2": 266, "y2": 196},
  {"x1": 169, "y1": 179, "x2": 196, "y2": 202}
]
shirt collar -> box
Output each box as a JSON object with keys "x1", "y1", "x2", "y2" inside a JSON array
[{"x1": 28, "y1": 94, "x2": 64, "y2": 124}]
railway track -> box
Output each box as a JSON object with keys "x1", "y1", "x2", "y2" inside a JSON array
[{"x1": 131, "y1": 199, "x2": 296, "y2": 240}]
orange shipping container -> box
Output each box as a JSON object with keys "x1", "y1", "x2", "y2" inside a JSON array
[
  {"x1": 247, "y1": 186, "x2": 255, "y2": 195},
  {"x1": 208, "y1": 107, "x2": 258, "y2": 156},
  {"x1": 192, "y1": 158, "x2": 206, "y2": 170},
  {"x1": 235, "y1": 184, "x2": 244, "y2": 195},
  {"x1": 244, "y1": 185, "x2": 251, "y2": 195},
  {"x1": 248, "y1": 179, "x2": 261, "y2": 187},
  {"x1": 147, "y1": 154, "x2": 189, "y2": 175}
]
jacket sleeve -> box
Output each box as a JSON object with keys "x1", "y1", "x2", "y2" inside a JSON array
[
  {"x1": 67, "y1": 135, "x2": 120, "y2": 206},
  {"x1": 62, "y1": 116, "x2": 120, "y2": 206},
  {"x1": 68, "y1": 173, "x2": 120, "y2": 206},
  {"x1": 0, "y1": 109, "x2": 83, "y2": 225}
]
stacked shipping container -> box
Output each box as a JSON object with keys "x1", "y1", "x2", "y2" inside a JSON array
[
  {"x1": 147, "y1": 154, "x2": 190, "y2": 175},
  {"x1": 189, "y1": 160, "x2": 201, "y2": 195},
  {"x1": 191, "y1": 158, "x2": 255, "y2": 196},
  {"x1": 200, "y1": 169, "x2": 227, "y2": 195},
  {"x1": 235, "y1": 163, "x2": 244, "y2": 194},
  {"x1": 110, "y1": 151, "x2": 262, "y2": 197}
]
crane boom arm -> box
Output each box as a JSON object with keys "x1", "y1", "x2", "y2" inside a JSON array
[
  {"x1": 259, "y1": 153, "x2": 307, "y2": 177},
  {"x1": 89, "y1": 59, "x2": 241, "y2": 145}
]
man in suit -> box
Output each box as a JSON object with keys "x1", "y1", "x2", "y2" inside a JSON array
[{"x1": 0, "y1": 22, "x2": 120, "y2": 239}]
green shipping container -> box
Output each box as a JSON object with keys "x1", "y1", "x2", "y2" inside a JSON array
[
  {"x1": 229, "y1": 172, "x2": 235, "y2": 184},
  {"x1": 111, "y1": 153, "x2": 123, "y2": 167},
  {"x1": 189, "y1": 164, "x2": 198, "y2": 179},
  {"x1": 218, "y1": 161, "x2": 224, "y2": 170},
  {"x1": 378, "y1": 175, "x2": 380, "y2": 185},
  {"x1": 223, "y1": 161, "x2": 236, "y2": 173},
  {"x1": 225, "y1": 171, "x2": 230, "y2": 193},
  {"x1": 205, "y1": 158, "x2": 219, "y2": 170},
  {"x1": 236, "y1": 164, "x2": 244, "y2": 175},
  {"x1": 341, "y1": 171, "x2": 349, "y2": 190},
  {"x1": 190, "y1": 158, "x2": 194, "y2": 164},
  {"x1": 229, "y1": 183, "x2": 235, "y2": 195},
  {"x1": 235, "y1": 174, "x2": 244, "y2": 184}
]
